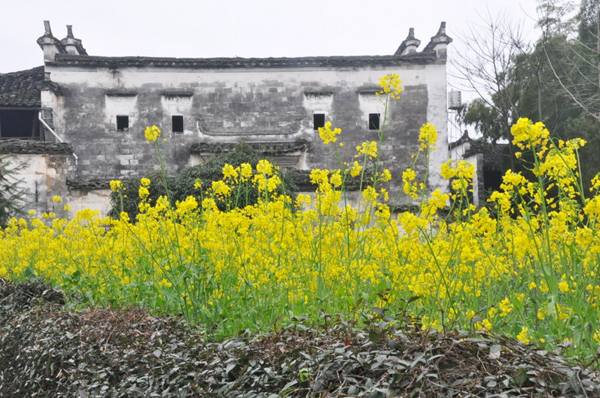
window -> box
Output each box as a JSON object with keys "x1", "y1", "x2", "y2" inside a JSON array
[
  {"x1": 0, "y1": 110, "x2": 41, "y2": 139},
  {"x1": 172, "y1": 115, "x2": 184, "y2": 133},
  {"x1": 369, "y1": 113, "x2": 380, "y2": 130},
  {"x1": 313, "y1": 113, "x2": 325, "y2": 130},
  {"x1": 116, "y1": 115, "x2": 129, "y2": 132}
]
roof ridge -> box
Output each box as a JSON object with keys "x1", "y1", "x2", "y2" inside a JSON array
[
  {"x1": 1, "y1": 66, "x2": 44, "y2": 76},
  {"x1": 50, "y1": 53, "x2": 440, "y2": 68}
]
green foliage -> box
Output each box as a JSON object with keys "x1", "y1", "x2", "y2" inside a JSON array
[
  {"x1": 578, "y1": 0, "x2": 600, "y2": 44},
  {"x1": 563, "y1": 116, "x2": 600, "y2": 189},
  {"x1": 170, "y1": 142, "x2": 297, "y2": 211},
  {"x1": 108, "y1": 171, "x2": 170, "y2": 219},
  {"x1": 0, "y1": 156, "x2": 28, "y2": 227},
  {"x1": 461, "y1": 98, "x2": 506, "y2": 143},
  {"x1": 110, "y1": 143, "x2": 297, "y2": 220},
  {"x1": 172, "y1": 144, "x2": 263, "y2": 203}
]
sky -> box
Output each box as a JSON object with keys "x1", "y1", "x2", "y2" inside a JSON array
[
  {"x1": 1, "y1": 0, "x2": 542, "y2": 141},
  {"x1": 1, "y1": 0, "x2": 540, "y2": 73}
]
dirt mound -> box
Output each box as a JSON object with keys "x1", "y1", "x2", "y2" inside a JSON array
[{"x1": 0, "y1": 278, "x2": 599, "y2": 397}]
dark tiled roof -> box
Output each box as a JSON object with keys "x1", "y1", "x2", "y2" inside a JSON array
[
  {"x1": 0, "y1": 66, "x2": 44, "y2": 107},
  {"x1": 0, "y1": 139, "x2": 72, "y2": 154},
  {"x1": 448, "y1": 133, "x2": 509, "y2": 171},
  {"x1": 448, "y1": 131, "x2": 472, "y2": 150},
  {"x1": 50, "y1": 52, "x2": 439, "y2": 69},
  {"x1": 66, "y1": 178, "x2": 111, "y2": 190}
]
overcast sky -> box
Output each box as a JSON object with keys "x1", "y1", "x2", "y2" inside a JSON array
[
  {"x1": 2, "y1": 0, "x2": 540, "y2": 74},
  {"x1": 1, "y1": 0, "x2": 542, "y2": 140}
]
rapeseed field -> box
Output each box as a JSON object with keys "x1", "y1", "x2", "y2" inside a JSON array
[{"x1": 1, "y1": 74, "x2": 599, "y2": 359}]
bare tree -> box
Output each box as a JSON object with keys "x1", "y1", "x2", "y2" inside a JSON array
[
  {"x1": 450, "y1": 11, "x2": 531, "y2": 171},
  {"x1": 450, "y1": 12, "x2": 529, "y2": 139}
]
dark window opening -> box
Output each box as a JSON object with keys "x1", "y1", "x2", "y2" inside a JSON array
[
  {"x1": 0, "y1": 110, "x2": 41, "y2": 140},
  {"x1": 313, "y1": 113, "x2": 325, "y2": 130},
  {"x1": 116, "y1": 115, "x2": 129, "y2": 132},
  {"x1": 172, "y1": 115, "x2": 184, "y2": 133},
  {"x1": 369, "y1": 113, "x2": 380, "y2": 130},
  {"x1": 484, "y1": 169, "x2": 503, "y2": 195}
]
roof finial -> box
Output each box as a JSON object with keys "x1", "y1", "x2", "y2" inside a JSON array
[
  {"x1": 60, "y1": 25, "x2": 88, "y2": 56},
  {"x1": 38, "y1": 20, "x2": 66, "y2": 62},
  {"x1": 43, "y1": 20, "x2": 53, "y2": 37},
  {"x1": 394, "y1": 27, "x2": 421, "y2": 56},
  {"x1": 437, "y1": 21, "x2": 447, "y2": 36},
  {"x1": 423, "y1": 22, "x2": 452, "y2": 60}
]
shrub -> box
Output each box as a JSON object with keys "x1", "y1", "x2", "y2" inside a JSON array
[
  {"x1": 108, "y1": 171, "x2": 170, "y2": 219},
  {"x1": 109, "y1": 143, "x2": 297, "y2": 220},
  {"x1": 171, "y1": 142, "x2": 297, "y2": 211}
]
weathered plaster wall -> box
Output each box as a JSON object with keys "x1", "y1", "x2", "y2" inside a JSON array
[
  {"x1": 0, "y1": 140, "x2": 113, "y2": 217},
  {"x1": 464, "y1": 153, "x2": 484, "y2": 207},
  {"x1": 3, "y1": 153, "x2": 70, "y2": 214},
  {"x1": 45, "y1": 62, "x2": 449, "y2": 199},
  {"x1": 426, "y1": 64, "x2": 450, "y2": 193},
  {"x1": 450, "y1": 141, "x2": 485, "y2": 207},
  {"x1": 10, "y1": 154, "x2": 112, "y2": 217},
  {"x1": 68, "y1": 188, "x2": 111, "y2": 216},
  {"x1": 6, "y1": 153, "x2": 112, "y2": 217}
]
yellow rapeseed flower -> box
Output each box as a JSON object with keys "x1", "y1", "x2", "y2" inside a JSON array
[
  {"x1": 517, "y1": 327, "x2": 531, "y2": 344},
  {"x1": 511, "y1": 118, "x2": 549, "y2": 150},
  {"x1": 139, "y1": 186, "x2": 150, "y2": 199},
  {"x1": 418, "y1": 123, "x2": 437, "y2": 151},
  {"x1": 145, "y1": 125, "x2": 161, "y2": 141},
  {"x1": 256, "y1": 159, "x2": 273, "y2": 176},
  {"x1": 240, "y1": 163, "x2": 253, "y2": 180},
  {"x1": 377, "y1": 73, "x2": 403, "y2": 99},
  {"x1": 110, "y1": 180, "x2": 123, "y2": 192},
  {"x1": 222, "y1": 164, "x2": 239, "y2": 180},
  {"x1": 318, "y1": 121, "x2": 341, "y2": 145},
  {"x1": 355, "y1": 141, "x2": 378, "y2": 159},
  {"x1": 349, "y1": 161, "x2": 363, "y2": 177}
]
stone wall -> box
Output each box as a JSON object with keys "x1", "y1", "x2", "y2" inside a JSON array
[{"x1": 44, "y1": 60, "x2": 449, "y2": 202}]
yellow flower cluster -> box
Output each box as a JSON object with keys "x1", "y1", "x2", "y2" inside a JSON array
[
  {"x1": 511, "y1": 118, "x2": 549, "y2": 150},
  {"x1": 440, "y1": 160, "x2": 475, "y2": 192},
  {"x1": 517, "y1": 326, "x2": 531, "y2": 344},
  {"x1": 440, "y1": 160, "x2": 475, "y2": 181},
  {"x1": 402, "y1": 168, "x2": 418, "y2": 199},
  {"x1": 222, "y1": 164, "x2": 239, "y2": 181},
  {"x1": 138, "y1": 177, "x2": 151, "y2": 200},
  {"x1": 418, "y1": 123, "x2": 437, "y2": 151},
  {"x1": 110, "y1": 180, "x2": 123, "y2": 192},
  {"x1": 318, "y1": 121, "x2": 342, "y2": 145},
  {"x1": 377, "y1": 73, "x2": 403, "y2": 100},
  {"x1": 355, "y1": 141, "x2": 378, "y2": 159},
  {"x1": 349, "y1": 161, "x2": 363, "y2": 177},
  {"x1": 2, "y1": 114, "x2": 599, "y2": 357},
  {"x1": 145, "y1": 125, "x2": 162, "y2": 142}
]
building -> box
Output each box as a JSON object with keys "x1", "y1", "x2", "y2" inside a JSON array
[
  {"x1": 1, "y1": 21, "x2": 452, "y2": 216},
  {"x1": 449, "y1": 131, "x2": 508, "y2": 206}
]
